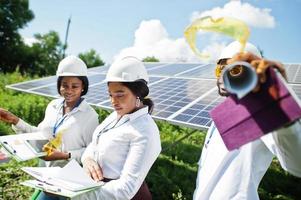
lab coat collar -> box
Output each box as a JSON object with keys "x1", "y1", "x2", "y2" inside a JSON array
[
  {"x1": 55, "y1": 98, "x2": 89, "y2": 113},
  {"x1": 113, "y1": 106, "x2": 149, "y2": 123},
  {"x1": 128, "y1": 106, "x2": 149, "y2": 121},
  {"x1": 76, "y1": 99, "x2": 90, "y2": 112}
]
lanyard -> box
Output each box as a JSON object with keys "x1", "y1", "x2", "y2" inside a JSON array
[
  {"x1": 53, "y1": 115, "x2": 68, "y2": 137},
  {"x1": 96, "y1": 117, "x2": 130, "y2": 144},
  {"x1": 52, "y1": 98, "x2": 83, "y2": 137},
  {"x1": 204, "y1": 125, "x2": 216, "y2": 148}
]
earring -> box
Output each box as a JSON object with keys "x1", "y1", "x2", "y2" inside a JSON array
[{"x1": 136, "y1": 97, "x2": 141, "y2": 107}]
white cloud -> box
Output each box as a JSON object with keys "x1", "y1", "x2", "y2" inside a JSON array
[
  {"x1": 114, "y1": 20, "x2": 201, "y2": 63},
  {"x1": 134, "y1": 20, "x2": 168, "y2": 47},
  {"x1": 114, "y1": 1, "x2": 275, "y2": 63},
  {"x1": 191, "y1": 1, "x2": 275, "y2": 28},
  {"x1": 23, "y1": 37, "x2": 39, "y2": 46}
]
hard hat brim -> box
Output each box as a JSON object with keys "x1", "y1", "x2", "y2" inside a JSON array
[
  {"x1": 105, "y1": 77, "x2": 149, "y2": 83},
  {"x1": 57, "y1": 72, "x2": 88, "y2": 77}
]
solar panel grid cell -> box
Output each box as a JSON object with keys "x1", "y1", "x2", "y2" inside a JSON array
[
  {"x1": 32, "y1": 85, "x2": 58, "y2": 96},
  {"x1": 290, "y1": 85, "x2": 301, "y2": 99},
  {"x1": 148, "y1": 63, "x2": 201, "y2": 76},
  {"x1": 285, "y1": 64, "x2": 301, "y2": 83},
  {"x1": 88, "y1": 74, "x2": 106, "y2": 85},
  {"x1": 85, "y1": 83, "x2": 109, "y2": 104},
  {"x1": 172, "y1": 90, "x2": 223, "y2": 127},
  {"x1": 10, "y1": 77, "x2": 56, "y2": 90},
  {"x1": 178, "y1": 64, "x2": 216, "y2": 79}
]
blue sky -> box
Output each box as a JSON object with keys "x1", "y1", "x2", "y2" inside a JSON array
[{"x1": 20, "y1": 0, "x2": 301, "y2": 64}]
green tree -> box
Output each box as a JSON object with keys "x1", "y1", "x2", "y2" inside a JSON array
[
  {"x1": 142, "y1": 56, "x2": 159, "y2": 62},
  {"x1": 78, "y1": 49, "x2": 105, "y2": 68},
  {"x1": 24, "y1": 31, "x2": 64, "y2": 76},
  {"x1": 0, "y1": 0, "x2": 34, "y2": 73}
]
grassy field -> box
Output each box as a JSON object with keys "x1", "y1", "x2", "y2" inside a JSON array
[{"x1": 0, "y1": 72, "x2": 300, "y2": 200}]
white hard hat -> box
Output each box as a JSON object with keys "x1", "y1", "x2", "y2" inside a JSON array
[
  {"x1": 106, "y1": 57, "x2": 149, "y2": 83},
  {"x1": 218, "y1": 41, "x2": 262, "y2": 61},
  {"x1": 56, "y1": 55, "x2": 88, "y2": 77}
]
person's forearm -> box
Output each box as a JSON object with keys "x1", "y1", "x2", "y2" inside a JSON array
[
  {"x1": 42, "y1": 151, "x2": 69, "y2": 161},
  {"x1": 12, "y1": 119, "x2": 39, "y2": 134},
  {"x1": 11, "y1": 116, "x2": 19, "y2": 125}
]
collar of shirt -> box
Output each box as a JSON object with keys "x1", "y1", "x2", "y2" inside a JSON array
[
  {"x1": 96, "y1": 106, "x2": 149, "y2": 137},
  {"x1": 53, "y1": 98, "x2": 89, "y2": 113},
  {"x1": 109, "y1": 106, "x2": 148, "y2": 126},
  {"x1": 113, "y1": 106, "x2": 149, "y2": 123},
  {"x1": 52, "y1": 98, "x2": 89, "y2": 136}
]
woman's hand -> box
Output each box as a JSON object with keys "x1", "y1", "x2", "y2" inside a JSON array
[
  {"x1": 41, "y1": 149, "x2": 69, "y2": 161},
  {"x1": 82, "y1": 157, "x2": 103, "y2": 182},
  {"x1": 0, "y1": 108, "x2": 19, "y2": 125},
  {"x1": 227, "y1": 52, "x2": 287, "y2": 92}
]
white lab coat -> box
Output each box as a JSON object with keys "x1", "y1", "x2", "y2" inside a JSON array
[
  {"x1": 193, "y1": 120, "x2": 301, "y2": 200},
  {"x1": 76, "y1": 106, "x2": 161, "y2": 200},
  {"x1": 12, "y1": 98, "x2": 99, "y2": 167}
]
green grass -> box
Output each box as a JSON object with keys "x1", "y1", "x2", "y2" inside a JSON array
[{"x1": 0, "y1": 159, "x2": 38, "y2": 200}]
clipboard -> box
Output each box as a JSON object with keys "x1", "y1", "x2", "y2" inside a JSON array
[
  {"x1": 21, "y1": 159, "x2": 104, "y2": 197},
  {"x1": 0, "y1": 132, "x2": 48, "y2": 161},
  {"x1": 21, "y1": 180, "x2": 98, "y2": 198}
]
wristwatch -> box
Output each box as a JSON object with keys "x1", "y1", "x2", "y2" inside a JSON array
[{"x1": 68, "y1": 152, "x2": 71, "y2": 159}]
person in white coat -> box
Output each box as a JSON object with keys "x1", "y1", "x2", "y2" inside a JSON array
[
  {"x1": 75, "y1": 57, "x2": 162, "y2": 200},
  {"x1": 0, "y1": 55, "x2": 99, "y2": 167},
  {"x1": 193, "y1": 41, "x2": 301, "y2": 200}
]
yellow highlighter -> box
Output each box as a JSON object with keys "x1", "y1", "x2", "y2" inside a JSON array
[{"x1": 42, "y1": 130, "x2": 64, "y2": 156}]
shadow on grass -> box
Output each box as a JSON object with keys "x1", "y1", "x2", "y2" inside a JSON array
[
  {"x1": 161, "y1": 140, "x2": 202, "y2": 166},
  {"x1": 147, "y1": 155, "x2": 198, "y2": 200},
  {"x1": 259, "y1": 160, "x2": 301, "y2": 200}
]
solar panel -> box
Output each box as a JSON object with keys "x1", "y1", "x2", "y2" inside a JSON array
[
  {"x1": 290, "y1": 84, "x2": 301, "y2": 98},
  {"x1": 177, "y1": 64, "x2": 216, "y2": 79},
  {"x1": 84, "y1": 82, "x2": 109, "y2": 105},
  {"x1": 31, "y1": 85, "x2": 59, "y2": 97},
  {"x1": 87, "y1": 74, "x2": 106, "y2": 85},
  {"x1": 285, "y1": 63, "x2": 301, "y2": 84},
  {"x1": 6, "y1": 63, "x2": 301, "y2": 130},
  {"x1": 9, "y1": 76, "x2": 57, "y2": 90},
  {"x1": 148, "y1": 63, "x2": 201, "y2": 76}
]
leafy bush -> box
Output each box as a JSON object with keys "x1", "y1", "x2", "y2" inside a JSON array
[
  {"x1": 0, "y1": 72, "x2": 50, "y2": 136},
  {"x1": 0, "y1": 159, "x2": 38, "y2": 200},
  {"x1": 142, "y1": 56, "x2": 159, "y2": 62}
]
